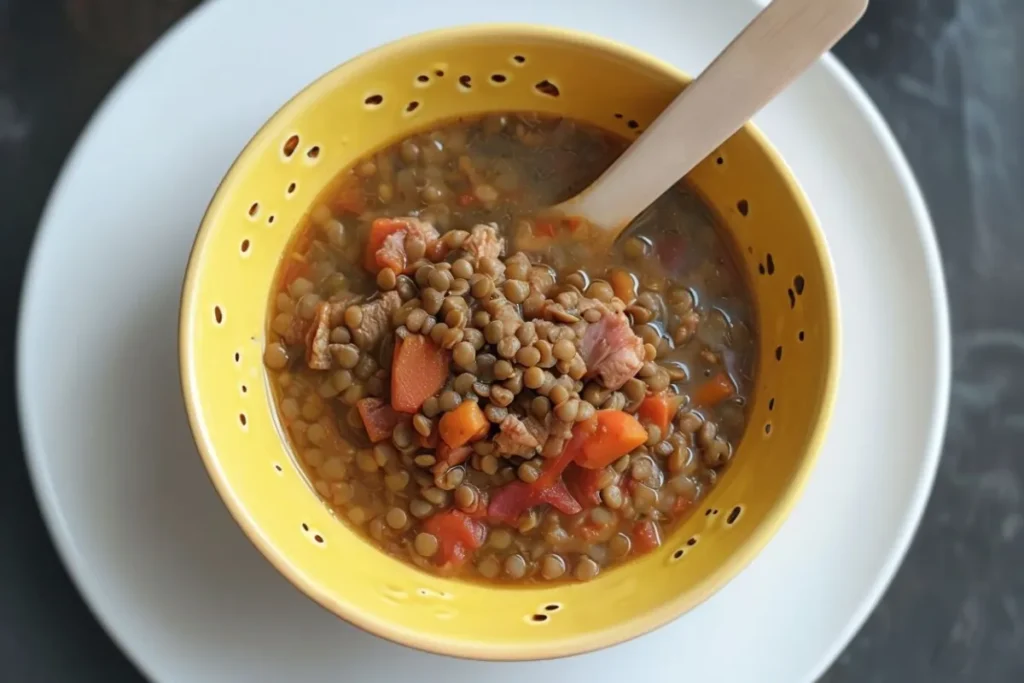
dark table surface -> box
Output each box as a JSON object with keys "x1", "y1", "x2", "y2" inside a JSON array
[{"x1": 2, "y1": 0, "x2": 1022, "y2": 680}]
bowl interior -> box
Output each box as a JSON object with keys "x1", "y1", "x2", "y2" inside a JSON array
[{"x1": 180, "y1": 24, "x2": 838, "y2": 659}]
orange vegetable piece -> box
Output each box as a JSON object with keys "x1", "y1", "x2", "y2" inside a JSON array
[
  {"x1": 437, "y1": 441, "x2": 473, "y2": 466},
  {"x1": 564, "y1": 464, "x2": 607, "y2": 508},
  {"x1": 609, "y1": 269, "x2": 637, "y2": 304},
  {"x1": 632, "y1": 520, "x2": 662, "y2": 555},
  {"x1": 329, "y1": 171, "x2": 367, "y2": 216},
  {"x1": 532, "y1": 219, "x2": 556, "y2": 238},
  {"x1": 438, "y1": 401, "x2": 489, "y2": 448},
  {"x1": 637, "y1": 392, "x2": 684, "y2": 435},
  {"x1": 355, "y1": 398, "x2": 400, "y2": 443},
  {"x1": 691, "y1": 372, "x2": 735, "y2": 408},
  {"x1": 572, "y1": 410, "x2": 648, "y2": 470},
  {"x1": 390, "y1": 335, "x2": 449, "y2": 414},
  {"x1": 363, "y1": 217, "x2": 410, "y2": 272},
  {"x1": 422, "y1": 510, "x2": 486, "y2": 568}
]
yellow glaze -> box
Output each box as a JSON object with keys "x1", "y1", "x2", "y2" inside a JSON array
[{"x1": 180, "y1": 24, "x2": 840, "y2": 660}]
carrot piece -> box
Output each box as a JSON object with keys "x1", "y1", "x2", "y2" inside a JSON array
[
  {"x1": 355, "y1": 398, "x2": 400, "y2": 443},
  {"x1": 691, "y1": 372, "x2": 735, "y2": 408},
  {"x1": 632, "y1": 520, "x2": 662, "y2": 555},
  {"x1": 438, "y1": 401, "x2": 489, "y2": 448},
  {"x1": 457, "y1": 192, "x2": 476, "y2": 207},
  {"x1": 363, "y1": 217, "x2": 412, "y2": 272},
  {"x1": 422, "y1": 510, "x2": 487, "y2": 569},
  {"x1": 572, "y1": 410, "x2": 648, "y2": 470},
  {"x1": 391, "y1": 335, "x2": 449, "y2": 414},
  {"x1": 609, "y1": 269, "x2": 637, "y2": 305},
  {"x1": 637, "y1": 392, "x2": 679, "y2": 435},
  {"x1": 329, "y1": 171, "x2": 366, "y2": 216}
]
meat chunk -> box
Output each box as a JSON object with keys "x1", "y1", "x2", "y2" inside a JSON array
[
  {"x1": 281, "y1": 315, "x2": 309, "y2": 347},
  {"x1": 337, "y1": 290, "x2": 401, "y2": 350},
  {"x1": 579, "y1": 310, "x2": 646, "y2": 390},
  {"x1": 463, "y1": 223, "x2": 505, "y2": 262},
  {"x1": 305, "y1": 302, "x2": 333, "y2": 370},
  {"x1": 370, "y1": 217, "x2": 439, "y2": 273},
  {"x1": 523, "y1": 415, "x2": 551, "y2": 444},
  {"x1": 495, "y1": 415, "x2": 541, "y2": 457}
]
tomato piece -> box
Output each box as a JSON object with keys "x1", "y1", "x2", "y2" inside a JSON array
[
  {"x1": 487, "y1": 479, "x2": 581, "y2": 524},
  {"x1": 355, "y1": 398, "x2": 400, "y2": 443},
  {"x1": 532, "y1": 219, "x2": 557, "y2": 237},
  {"x1": 487, "y1": 481, "x2": 534, "y2": 525},
  {"x1": 536, "y1": 479, "x2": 582, "y2": 515},
  {"x1": 564, "y1": 464, "x2": 607, "y2": 508},
  {"x1": 437, "y1": 441, "x2": 473, "y2": 466},
  {"x1": 422, "y1": 510, "x2": 487, "y2": 568},
  {"x1": 632, "y1": 520, "x2": 662, "y2": 555}
]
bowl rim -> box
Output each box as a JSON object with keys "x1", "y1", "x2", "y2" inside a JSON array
[{"x1": 179, "y1": 22, "x2": 841, "y2": 661}]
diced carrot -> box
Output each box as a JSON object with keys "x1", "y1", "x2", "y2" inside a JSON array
[
  {"x1": 355, "y1": 398, "x2": 400, "y2": 443},
  {"x1": 637, "y1": 392, "x2": 681, "y2": 435},
  {"x1": 691, "y1": 372, "x2": 735, "y2": 408},
  {"x1": 572, "y1": 410, "x2": 648, "y2": 470},
  {"x1": 363, "y1": 217, "x2": 411, "y2": 272},
  {"x1": 609, "y1": 269, "x2": 637, "y2": 305},
  {"x1": 422, "y1": 510, "x2": 487, "y2": 568},
  {"x1": 438, "y1": 401, "x2": 489, "y2": 448},
  {"x1": 391, "y1": 335, "x2": 449, "y2": 414},
  {"x1": 632, "y1": 520, "x2": 662, "y2": 555},
  {"x1": 329, "y1": 171, "x2": 366, "y2": 216},
  {"x1": 457, "y1": 192, "x2": 476, "y2": 207},
  {"x1": 566, "y1": 216, "x2": 583, "y2": 231}
]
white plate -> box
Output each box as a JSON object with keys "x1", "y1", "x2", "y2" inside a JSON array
[{"x1": 17, "y1": 0, "x2": 950, "y2": 681}]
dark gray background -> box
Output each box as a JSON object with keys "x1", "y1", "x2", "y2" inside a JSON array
[{"x1": 2, "y1": 0, "x2": 1022, "y2": 680}]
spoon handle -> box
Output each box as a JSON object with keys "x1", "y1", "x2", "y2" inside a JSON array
[{"x1": 562, "y1": 0, "x2": 869, "y2": 231}]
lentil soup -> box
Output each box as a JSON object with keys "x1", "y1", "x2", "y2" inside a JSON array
[{"x1": 263, "y1": 113, "x2": 756, "y2": 583}]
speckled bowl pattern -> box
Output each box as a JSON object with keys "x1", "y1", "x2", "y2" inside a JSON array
[{"x1": 179, "y1": 24, "x2": 840, "y2": 660}]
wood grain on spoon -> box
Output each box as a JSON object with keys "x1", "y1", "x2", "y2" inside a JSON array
[{"x1": 555, "y1": 0, "x2": 869, "y2": 238}]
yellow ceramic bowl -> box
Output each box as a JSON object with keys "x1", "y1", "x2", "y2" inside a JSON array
[{"x1": 180, "y1": 24, "x2": 839, "y2": 660}]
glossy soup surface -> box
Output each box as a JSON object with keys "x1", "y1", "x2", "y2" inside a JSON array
[{"x1": 263, "y1": 113, "x2": 756, "y2": 583}]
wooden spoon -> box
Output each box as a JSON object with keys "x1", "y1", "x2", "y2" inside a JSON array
[{"x1": 555, "y1": 0, "x2": 869, "y2": 238}]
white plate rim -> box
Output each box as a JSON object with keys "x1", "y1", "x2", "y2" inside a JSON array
[{"x1": 15, "y1": 0, "x2": 951, "y2": 681}]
